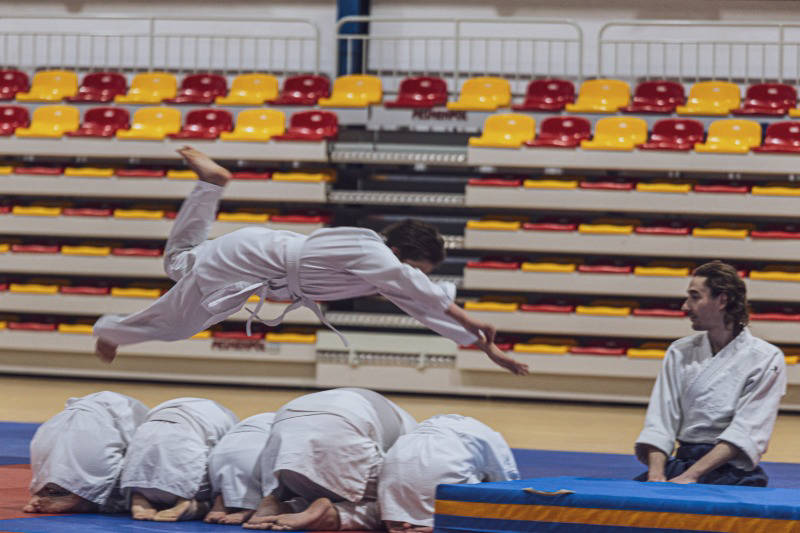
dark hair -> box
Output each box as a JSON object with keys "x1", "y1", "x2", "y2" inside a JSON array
[
  {"x1": 692, "y1": 260, "x2": 749, "y2": 332},
  {"x1": 381, "y1": 218, "x2": 445, "y2": 265}
]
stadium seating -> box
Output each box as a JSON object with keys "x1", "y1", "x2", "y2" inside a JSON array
[
  {"x1": 273, "y1": 110, "x2": 338, "y2": 141},
  {"x1": 16, "y1": 70, "x2": 78, "y2": 101},
  {"x1": 270, "y1": 74, "x2": 330, "y2": 105},
  {"x1": 526, "y1": 116, "x2": 591, "y2": 148},
  {"x1": 318, "y1": 74, "x2": 382, "y2": 107},
  {"x1": 219, "y1": 109, "x2": 285, "y2": 141},
  {"x1": 15, "y1": 105, "x2": 79, "y2": 137},
  {"x1": 511, "y1": 78, "x2": 575, "y2": 111},
  {"x1": 446, "y1": 77, "x2": 511, "y2": 111},
  {"x1": 676, "y1": 81, "x2": 740, "y2": 115},
  {"x1": 753, "y1": 121, "x2": 800, "y2": 153},
  {"x1": 694, "y1": 119, "x2": 761, "y2": 153},
  {"x1": 168, "y1": 73, "x2": 228, "y2": 104},
  {"x1": 383, "y1": 76, "x2": 448, "y2": 108},
  {"x1": 168, "y1": 109, "x2": 233, "y2": 139},
  {"x1": 565, "y1": 79, "x2": 629, "y2": 113},
  {"x1": 116, "y1": 107, "x2": 181, "y2": 139},
  {"x1": 733, "y1": 83, "x2": 796, "y2": 116},
  {"x1": 580, "y1": 117, "x2": 647, "y2": 150},
  {"x1": 115, "y1": 72, "x2": 177, "y2": 103},
  {"x1": 469, "y1": 114, "x2": 535, "y2": 148},
  {"x1": 215, "y1": 73, "x2": 278, "y2": 105},
  {"x1": 0, "y1": 106, "x2": 29, "y2": 135},
  {"x1": 0, "y1": 70, "x2": 29, "y2": 100},
  {"x1": 67, "y1": 72, "x2": 127, "y2": 103},
  {"x1": 65, "y1": 107, "x2": 130, "y2": 137},
  {"x1": 639, "y1": 118, "x2": 705, "y2": 151},
  {"x1": 622, "y1": 80, "x2": 685, "y2": 113}
]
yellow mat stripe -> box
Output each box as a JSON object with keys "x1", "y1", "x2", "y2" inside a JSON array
[{"x1": 435, "y1": 500, "x2": 799, "y2": 533}]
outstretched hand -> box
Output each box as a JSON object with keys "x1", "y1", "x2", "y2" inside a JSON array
[
  {"x1": 95, "y1": 338, "x2": 118, "y2": 364},
  {"x1": 482, "y1": 341, "x2": 529, "y2": 375}
]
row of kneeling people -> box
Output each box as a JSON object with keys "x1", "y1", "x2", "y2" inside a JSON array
[{"x1": 25, "y1": 387, "x2": 519, "y2": 532}]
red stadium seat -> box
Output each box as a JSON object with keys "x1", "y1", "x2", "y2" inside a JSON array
[
  {"x1": 384, "y1": 76, "x2": 448, "y2": 108},
  {"x1": 168, "y1": 109, "x2": 233, "y2": 139},
  {"x1": 733, "y1": 83, "x2": 796, "y2": 116},
  {"x1": 511, "y1": 78, "x2": 575, "y2": 111},
  {"x1": 271, "y1": 74, "x2": 330, "y2": 105},
  {"x1": 65, "y1": 107, "x2": 130, "y2": 138},
  {"x1": 622, "y1": 80, "x2": 684, "y2": 113},
  {"x1": 0, "y1": 70, "x2": 29, "y2": 100},
  {"x1": 526, "y1": 116, "x2": 591, "y2": 148},
  {"x1": 0, "y1": 106, "x2": 29, "y2": 135},
  {"x1": 168, "y1": 73, "x2": 228, "y2": 104},
  {"x1": 639, "y1": 119, "x2": 704, "y2": 151},
  {"x1": 66, "y1": 72, "x2": 127, "y2": 103},
  {"x1": 752, "y1": 121, "x2": 800, "y2": 153},
  {"x1": 273, "y1": 110, "x2": 338, "y2": 141}
]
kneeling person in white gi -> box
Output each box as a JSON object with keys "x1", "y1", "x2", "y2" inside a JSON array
[
  {"x1": 635, "y1": 261, "x2": 787, "y2": 486},
  {"x1": 121, "y1": 397, "x2": 238, "y2": 521},
  {"x1": 93, "y1": 147, "x2": 527, "y2": 377},
  {"x1": 379, "y1": 414, "x2": 520, "y2": 533},
  {"x1": 243, "y1": 388, "x2": 418, "y2": 531},
  {"x1": 24, "y1": 391, "x2": 148, "y2": 514},
  {"x1": 205, "y1": 412, "x2": 276, "y2": 525}
]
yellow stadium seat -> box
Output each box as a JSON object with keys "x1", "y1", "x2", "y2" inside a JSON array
[
  {"x1": 12, "y1": 206, "x2": 62, "y2": 216},
  {"x1": 565, "y1": 79, "x2": 630, "y2": 113},
  {"x1": 58, "y1": 324, "x2": 94, "y2": 334},
  {"x1": 581, "y1": 117, "x2": 647, "y2": 151},
  {"x1": 191, "y1": 330, "x2": 212, "y2": 339},
  {"x1": 64, "y1": 167, "x2": 114, "y2": 178},
  {"x1": 61, "y1": 245, "x2": 111, "y2": 256},
  {"x1": 0, "y1": 244, "x2": 9, "y2": 253},
  {"x1": 692, "y1": 227, "x2": 749, "y2": 239},
  {"x1": 521, "y1": 262, "x2": 577, "y2": 273},
  {"x1": 220, "y1": 109, "x2": 285, "y2": 142},
  {"x1": 447, "y1": 77, "x2": 511, "y2": 111},
  {"x1": 217, "y1": 212, "x2": 270, "y2": 223},
  {"x1": 522, "y1": 179, "x2": 578, "y2": 189},
  {"x1": 9, "y1": 283, "x2": 59, "y2": 294},
  {"x1": 636, "y1": 182, "x2": 691, "y2": 193},
  {"x1": 634, "y1": 266, "x2": 690, "y2": 277},
  {"x1": 166, "y1": 169, "x2": 198, "y2": 180},
  {"x1": 271, "y1": 171, "x2": 334, "y2": 182},
  {"x1": 627, "y1": 347, "x2": 667, "y2": 359},
  {"x1": 16, "y1": 70, "x2": 78, "y2": 101},
  {"x1": 0, "y1": 166, "x2": 12, "y2": 174},
  {"x1": 576, "y1": 305, "x2": 631, "y2": 316},
  {"x1": 463, "y1": 301, "x2": 518, "y2": 312},
  {"x1": 676, "y1": 81, "x2": 740, "y2": 115},
  {"x1": 318, "y1": 75, "x2": 382, "y2": 107},
  {"x1": 116, "y1": 107, "x2": 181, "y2": 140},
  {"x1": 751, "y1": 185, "x2": 800, "y2": 196},
  {"x1": 115, "y1": 72, "x2": 177, "y2": 103},
  {"x1": 578, "y1": 219, "x2": 636, "y2": 234},
  {"x1": 0, "y1": 321, "x2": 6, "y2": 330},
  {"x1": 513, "y1": 341, "x2": 572, "y2": 354},
  {"x1": 469, "y1": 114, "x2": 535, "y2": 148},
  {"x1": 750, "y1": 269, "x2": 800, "y2": 282},
  {"x1": 466, "y1": 220, "x2": 521, "y2": 231},
  {"x1": 113, "y1": 209, "x2": 164, "y2": 219},
  {"x1": 266, "y1": 332, "x2": 316, "y2": 343},
  {"x1": 216, "y1": 74, "x2": 279, "y2": 105},
  {"x1": 15, "y1": 105, "x2": 79, "y2": 138},
  {"x1": 111, "y1": 287, "x2": 161, "y2": 298},
  {"x1": 786, "y1": 355, "x2": 799, "y2": 365},
  {"x1": 694, "y1": 119, "x2": 761, "y2": 153}
]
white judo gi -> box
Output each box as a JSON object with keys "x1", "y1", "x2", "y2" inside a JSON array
[
  {"x1": 29, "y1": 391, "x2": 148, "y2": 512},
  {"x1": 378, "y1": 414, "x2": 519, "y2": 528},
  {"x1": 259, "y1": 388, "x2": 417, "y2": 530},
  {"x1": 94, "y1": 181, "x2": 469, "y2": 347},
  {"x1": 208, "y1": 412, "x2": 275, "y2": 510},
  {"x1": 635, "y1": 328, "x2": 787, "y2": 471},
  {"x1": 120, "y1": 397, "x2": 238, "y2": 505}
]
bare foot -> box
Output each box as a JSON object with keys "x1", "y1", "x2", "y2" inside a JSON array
[
  {"x1": 131, "y1": 492, "x2": 157, "y2": 520},
  {"x1": 177, "y1": 146, "x2": 231, "y2": 186},
  {"x1": 204, "y1": 495, "x2": 227, "y2": 523},
  {"x1": 23, "y1": 492, "x2": 94, "y2": 514},
  {"x1": 242, "y1": 494, "x2": 285, "y2": 529},
  {"x1": 153, "y1": 498, "x2": 209, "y2": 522},
  {"x1": 218, "y1": 508, "x2": 255, "y2": 525},
  {"x1": 95, "y1": 337, "x2": 117, "y2": 363},
  {"x1": 267, "y1": 498, "x2": 340, "y2": 531}
]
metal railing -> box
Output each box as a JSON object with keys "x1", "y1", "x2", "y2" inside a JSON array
[
  {"x1": 0, "y1": 15, "x2": 320, "y2": 75},
  {"x1": 335, "y1": 17, "x2": 583, "y2": 96}
]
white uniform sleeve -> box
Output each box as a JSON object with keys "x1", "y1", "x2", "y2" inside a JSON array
[
  {"x1": 717, "y1": 349, "x2": 787, "y2": 469},
  {"x1": 476, "y1": 430, "x2": 520, "y2": 482},
  {"x1": 349, "y1": 240, "x2": 478, "y2": 346},
  {"x1": 634, "y1": 344, "x2": 683, "y2": 464}
]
